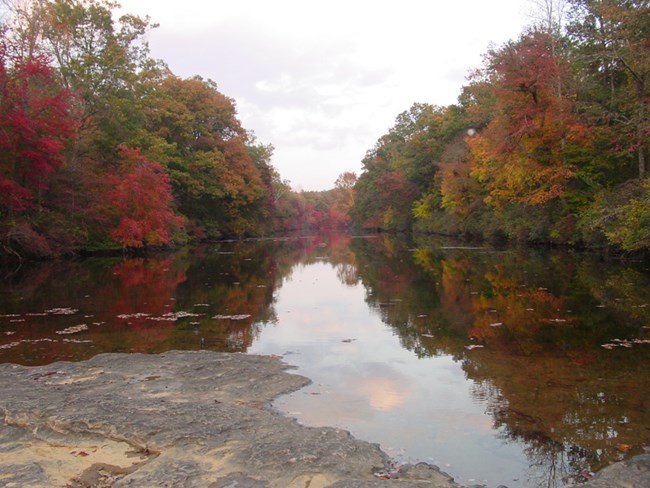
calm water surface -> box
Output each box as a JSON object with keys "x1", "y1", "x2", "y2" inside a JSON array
[{"x1": 1, "y1": 234, "x2": 649, "y2": 487}]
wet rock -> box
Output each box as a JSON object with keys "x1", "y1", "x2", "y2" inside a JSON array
[
  {"x1": 399, "y1": 462, "x2": 456, "y2": 483},
  {"x1": 565, "y1": 453, "x2": 650, "y2": 488}
]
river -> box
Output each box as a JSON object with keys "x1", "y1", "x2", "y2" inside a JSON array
[{"x1": 1, "y1": 233, "x2": 648, "y2": 487}]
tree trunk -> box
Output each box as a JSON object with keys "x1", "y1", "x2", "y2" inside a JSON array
[{"x1": 638, "y1": 76, "x2": 647, "y2": 179}]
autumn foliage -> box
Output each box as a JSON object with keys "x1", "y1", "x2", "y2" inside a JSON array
[
  {"x1": 1, "y1": 0, "x2": 647, "y2": 257},
  {"x1": 0, "y1": 0, "x2": 289, "y2": 258},
  {"x1": 0, "y1": 51, "x2": 77, "y2": 213},
  {"x1": 106, "y1": 146, "x2": 183, "y2": 248},
  {"x1": 352, "y1": 1, "x2": 649, "y2": 250}
]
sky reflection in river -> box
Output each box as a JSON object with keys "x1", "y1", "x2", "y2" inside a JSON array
[{"x1": 250, "y1": 260, "x2": 526, "y2": 486}]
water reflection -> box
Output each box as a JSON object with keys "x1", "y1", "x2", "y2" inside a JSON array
[{"x1": 1, "y1": 234, "x2": 649, "y2": 487}]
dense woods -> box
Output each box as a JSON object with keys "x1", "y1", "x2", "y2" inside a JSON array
[
  {"x1": 0, "y1": 0, "x2": 319, "y2": 258},
  {"x1": 1, "y1": 0, "x2": 648, "y2": 259},
  {"x1": 352, "y1": 0, "x2": 649, "y2": 251}
]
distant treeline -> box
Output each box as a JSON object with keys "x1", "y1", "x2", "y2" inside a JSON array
[
  {"x1": 0, "y1": 0, "x2": 358, "y2": 259},
  {"x1": 351, "y1": 0, "x2": 649, "y2": 251}
]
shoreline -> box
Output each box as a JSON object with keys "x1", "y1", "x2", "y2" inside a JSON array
[{"x1": 0, "y1": 351, "x2": 647, "y2": 487}]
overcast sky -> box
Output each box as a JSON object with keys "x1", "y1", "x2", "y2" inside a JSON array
[{"x1": 119, "y1": 0, "x2": 531, "y2": 191}]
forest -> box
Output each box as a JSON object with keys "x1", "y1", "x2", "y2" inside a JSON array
[
  {"x1": 0, "y1": 0, "x2": 648, "y2": 259},
  {"x1": 0, "y1": 0, "x2": 356, "y2": 258},
  {"x1": 352, "y1": 0, "x2": 649, "y2": 251}
]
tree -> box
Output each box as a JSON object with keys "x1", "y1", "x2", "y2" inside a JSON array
[
  {"x1": 139, "y1": 75, "x2": 268, "y2": 238},
  {"x1": 568, "y1": 0, "x2": 650, "y2": 179},
  {"x1": 105, "y1": 145, "x2": 183, "y2": 248},
  {"x1": 469, "y1": 30, "x2": 591, "y2": 208},
  {"x1": 0, "y1": 48, "x2": 77, "y2": 214}
]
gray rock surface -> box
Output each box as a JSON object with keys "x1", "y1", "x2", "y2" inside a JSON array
[
  {"x1": 566, "y1": 453, "x2": 650, "y2": 488},
  {"x1": 0, "y1": 351, "x2": 461, "y2": 487}
]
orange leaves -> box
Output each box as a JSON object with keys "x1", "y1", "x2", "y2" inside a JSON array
[{"x1": 467, "y1": 31, "x2": 591, "y2": 210}]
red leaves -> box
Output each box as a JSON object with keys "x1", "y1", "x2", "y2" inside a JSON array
[
  {"x1": 106, "y1": 146, "x2": 184, "y2": 248},
  {"x1": 0, "y1": 52, "x2": 78, "y2": 213}
]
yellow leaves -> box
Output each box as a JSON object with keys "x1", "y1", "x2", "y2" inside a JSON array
[{"x1": 468, "y1": 122, "x2": 578, "y2": 209}]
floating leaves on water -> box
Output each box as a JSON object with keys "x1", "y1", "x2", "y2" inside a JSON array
[
  {"x1": 601, "y1": 338, "x2": 650, "y2": 350},
  {"x1": 117, "y1": 313, "x2": 151, "y2": 319},
  {"x1": 1, "y1": 339, "x2": 67, "y2": 350},
  {"x1": 56, "y1": 324, "x2": 89, "y2": 335},
  {"x1": 212, "y1": 314, "x2": 252, "y2": 320},
  {"x1": 45, "y1": 308, "x2": 79, "y2": 315},
  {"x1": 143, "y1": 311, "x2": 203, "y2": 322}
]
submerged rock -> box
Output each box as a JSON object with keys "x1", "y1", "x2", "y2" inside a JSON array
[{"x1": 0, "y1": 351, "x2": 460, "y2": 487}]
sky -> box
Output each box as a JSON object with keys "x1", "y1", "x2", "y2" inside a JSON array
[{"x1": 118, "y1": 1, "x2": 532, "y2": 191}]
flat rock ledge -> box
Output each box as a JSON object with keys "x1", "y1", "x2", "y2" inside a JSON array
[
  {"x1": 1, "y1": 351, "x2": 648, "y2": 488},
  {"x1": 0, "y1": 351, "x2": 461, "y2": 488}
]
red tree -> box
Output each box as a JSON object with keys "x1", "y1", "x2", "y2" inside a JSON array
[
  {"x1": 0, "y1": 50, "x2": 78, "y2": 213},
  {"x1": 106, "y1": 145, "x2": 184, "y2": 248}
]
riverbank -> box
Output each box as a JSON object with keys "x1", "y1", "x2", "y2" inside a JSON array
[
  {"x1": 0, "y1": 351, "x2": 461, "y2": 487},
  {"x1": 0, "y1": 351, "x2": 647, "y2": 487}
]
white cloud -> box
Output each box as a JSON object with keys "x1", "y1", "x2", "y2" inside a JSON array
[{"x1": 120, "y1": 0, "x2": 530, "y2": 190}]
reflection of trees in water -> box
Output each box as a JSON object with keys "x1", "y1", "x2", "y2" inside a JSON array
[
  {"x1": 348, "y1": 234, "x2": 650, "y2": 486},
  {"x1": 335, "y1": 262, "x2": 359, "y2": 286},
  {"x1": 0, "y1": 236, "x2": 348, "y2": 361}
]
